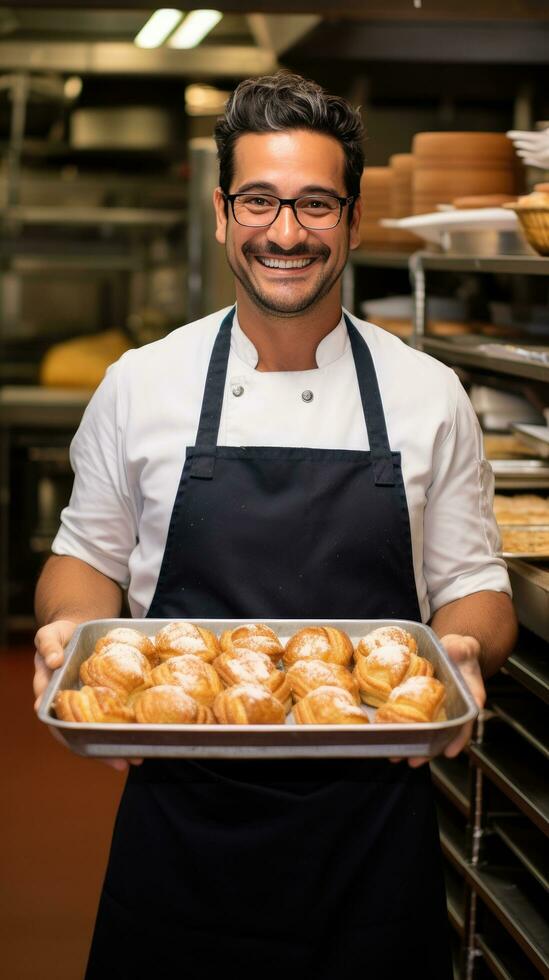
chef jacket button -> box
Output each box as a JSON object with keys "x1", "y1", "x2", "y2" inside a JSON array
[
  {"x1": 232, "y1": 384, "x2": 244, "y2": 397},
  {"x1": 302, "y1": 389, "x2": 314, "y2": 402}
]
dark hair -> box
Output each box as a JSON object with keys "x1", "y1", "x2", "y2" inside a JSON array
[{"x1": 214, "y1": 71, "x2": 365, "y2": 202}]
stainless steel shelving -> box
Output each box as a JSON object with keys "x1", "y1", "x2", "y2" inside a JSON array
[
  {"x1": 466, "y1": 863, "x2": 549, "y2": 977},
  {"x1": 477, "y1": 930, "x2": 543, "y2": 980},
  {"x1": 431, "y1": 755, "x2": 472, "y2": 818},
  {"x1": 491, "y1": 818, "x2": 549, "y2": 893},
  {"x1": 504, "y1": 641, "x2": 549, "y2": 705},
  {"x1": 489, "y1": 696, "x2": 549, "y2": 760},
  {"x1": 345, "y1": 246, "x2": 549, "y2": 979},
  {"x1": 469, "y1": 734, "x2": 549, "y2": 837},
  {"x1": 416, "y1": 336, "x2": 549, "y2": 383},
  {"x1": 405, "y1": 250, "x2": 549, "y2": 980},
  {"x1": 411, "y1": 253, "x2": 549, "y2": 278},
  {"x1": 0, "y1": 204, "x2": 185, "y2": 228}
]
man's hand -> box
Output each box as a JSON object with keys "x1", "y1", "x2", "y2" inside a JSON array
[
  {"x1": 34, "y1": 619, "x2": 142, "y2": 773},
  {"x1": 33, "y1": 619, "x2": 78, "y2": 710},
  {"x1": 396, "y1": 633, "x2": 485, "y2": 769},
  {"x1": 440, "y1": 633, "x2": 485, "y2": 758}
]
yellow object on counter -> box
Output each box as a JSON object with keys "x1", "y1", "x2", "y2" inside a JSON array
[{"x1": 39, "y1": 329, "x2": 133, "y2": 389}]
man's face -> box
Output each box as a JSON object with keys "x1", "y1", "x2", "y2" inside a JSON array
[{"x1": 213, "y1": 129, "x2": 361, "y2": 317}]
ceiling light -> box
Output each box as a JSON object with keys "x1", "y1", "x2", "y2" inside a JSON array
[
  {"x1": 134, "y1": 9, "x2": 183, "y2": 49},
  {"x1": 168, "y1": 10, "x2": 222, "y2": 49}
]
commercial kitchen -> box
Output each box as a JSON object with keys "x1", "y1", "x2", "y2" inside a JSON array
[{"x1": 1, "y1": 3, "x2": 548, "y2": 979}]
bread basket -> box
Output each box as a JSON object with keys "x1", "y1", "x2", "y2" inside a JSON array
[{"x1": 504, "y1": 186, "x2": 549, "y2": 256}]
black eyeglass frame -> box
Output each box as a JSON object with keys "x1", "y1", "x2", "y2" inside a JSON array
[{"x1": 223, "y1": 192, "x2": 357, "y2": 229}]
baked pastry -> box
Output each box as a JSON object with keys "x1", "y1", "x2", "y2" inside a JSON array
[
  {"x1": 493, "y1": 493, "x2": 549, "y2": 525},
  {"x1": 132, "y1": 686, "x2": 214, "y2": 724},
  {"x1": 94, "y1": 627, "x2": 158, "y2": 665},
  {"x1": 213, "y1": 650, "x2": 292, "y2": 712},
  {"x1": 213, "y1": 683, "x2": 285, "y2": 725},
  {"x1": 149, "y1": 654, "x2": 223, "y2": 707},
  {"x1": 79, "y1": 643, "x2": 152, "y2": 697},
  {"x1": 54, "y1": 685, "x2": 134, "y2": 723},
  {"x1": 154, "y1": 622, "x2": 220, "y2": 663},
  {"x1": 286, "y1": 659, "x2": 360, "y2": 704},
  {"x1": 356, "y1": 626, "x2": 417, "y2": 660},
  {"x1": 293, "y1": 686, "x2": 369, "y2": 725},
  {"x1": 374, "y1": 676, "x2": 447, "y2": 724},
  {"x1": 283, "y1": 626, "x2": 353, "y2": 668},
  {"x1": 353, "y1": 643, "x2": 434, "y2": 708},
  {"x1": 219, "y1": 623, "x2": 284, "y2": 662}
]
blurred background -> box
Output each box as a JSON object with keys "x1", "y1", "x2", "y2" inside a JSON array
[{"x1": 0, "y1": 3, "x2": 548, "y2": 979}]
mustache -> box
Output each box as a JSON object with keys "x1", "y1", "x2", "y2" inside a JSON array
[{"x1": 243, "y1": 241, "x2": 330, "y2": 260}]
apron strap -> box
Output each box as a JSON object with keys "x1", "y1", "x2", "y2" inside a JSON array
[
  {"x1": 345, "y1": 315, "x2": 395, "y2": 487},
  {"x1": 190, "y1": 307, "x2": 235, "y2": 479}
]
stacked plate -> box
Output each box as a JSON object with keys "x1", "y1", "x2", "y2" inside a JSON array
[
  {"x1": 389, "y1": 153, "x2": 420, "y2": 249},
  {"x1": 412, "y1": 132, "x2": 519, "y2": 215},
  {"x1": 359, "y1": 167, "x2": 395, "y2": 249}
]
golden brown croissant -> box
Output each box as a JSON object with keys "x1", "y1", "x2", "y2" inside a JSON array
[
  {"x1": 213, "y1": 683, "x2": 285, "y2": 725},
  {"x1": 356, "y1": 626, "x2": 417, "y2": 660},
  {"x1": 132, "y1": 685, "x2": 215, "y2": 724},
  {"x1": 94, "y1": 627, "x2": 158, "y2": 665},
  {"x1": 213, "y1": 650, "x2": 292, "y2": 713},
  {"x1": 149, "y1": 654, "x2": 223, "y2": 707},
  {"x1": 293, "y1": 686, "x2": 369, "y2": 725},
  {"x1": 219, "y1": 623, "x2": 284, "y2": 662},
  {"x1": 154, "y1": 621, "x2": 220, "y2": 663},
  {"x1": 54, "y1": 685, "x2": 134, "y2": 723},
  {"x1": 79, "y1": 643, "x2": 152, "y2": 696},
  {"x1": 353, "y1": 643, "x2": 434, "y2": 708},
  {"x1": 374, "y1": 676, "x2": 447, "y2": 724},
  {"x1": 286, "y1": 658, "x2": 360, "y2": 704},
  {"x1": 283, "y1": 626, "x2": 354, "y2": 668}
]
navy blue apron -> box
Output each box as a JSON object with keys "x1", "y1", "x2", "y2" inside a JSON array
[{"x1": 86, "y1": 308, "x2": 451, "y2": 980}]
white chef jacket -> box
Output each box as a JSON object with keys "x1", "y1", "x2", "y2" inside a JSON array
[{"x1": 52, "y1": 306, "x2": 511, "y2": 622}]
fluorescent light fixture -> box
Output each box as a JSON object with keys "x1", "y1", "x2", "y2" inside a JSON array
[
  {"x1": 168, "y1": 10, "x2": 222, "y2": 49},
  {"x1": 134, "y1": 9, "x2": 183, "y2": 49}
]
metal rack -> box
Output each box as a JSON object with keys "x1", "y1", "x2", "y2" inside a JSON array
[{"x1": 403, "y1": 250, "x2": 549, "y2": 980}]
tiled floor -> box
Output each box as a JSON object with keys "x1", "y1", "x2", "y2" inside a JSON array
[{"x1": 1, "y1": 645, "x2": 124, "y2": 980}]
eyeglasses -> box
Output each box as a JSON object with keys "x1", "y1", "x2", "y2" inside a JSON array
[{"x1": 224, "y1": 192, "x2": 356, "y2": 230}]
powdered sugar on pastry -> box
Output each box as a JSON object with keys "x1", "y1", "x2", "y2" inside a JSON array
[
  {"x1": 367, "y1": 643, "x2": 409, "y2": 666},
  {"x1": 103, "y1": 628, "x2": 147, "y2": 645},
  {"x1": 97, "y1": 644, "x2": 147, "y2": 671},
  {"x1": 230, "y1": 683, "x2": 272, "y2": 703},
  {"x1": 224, "y1": 653, "x2": 272, "y2": 682},
  {"x1": 168, "y1": 635, "x2": 209, "y2": 653},
  {"x1": 293, "y1": 636, "x2": 329, "y2": 657},
  {"x1": 359, "y1": 627, "x2": 416, "y2": 655},
  {"x1": 389, "y1": 676, "x2": 433, "y2": 699},
  {"x1": 292, "y1": 660, "x2": 334, "y2": 681}
]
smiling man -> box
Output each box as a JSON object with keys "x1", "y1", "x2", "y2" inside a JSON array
[{"x1": 34, "y1": 72, "x2": 516, "y2": 979}]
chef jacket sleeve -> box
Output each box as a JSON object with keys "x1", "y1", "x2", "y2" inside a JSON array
[
  {"x1": 423, "y1": 376, "x2": 511, "y2": 614},
  {"x1": 51, "y1": 360, "x2": 136, "y2": 588}
]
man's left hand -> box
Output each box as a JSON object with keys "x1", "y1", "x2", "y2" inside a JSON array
[{"x1": 406, "y1": 633, "x2": 485, "y2": 769}]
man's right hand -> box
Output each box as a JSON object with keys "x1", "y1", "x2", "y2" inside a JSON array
[
  {"x1": 33, "y1": 619, "x2": 77, "y2": 711},
  {"x1": 33, "y1": 618, "x2": 141, "y2": 773}
]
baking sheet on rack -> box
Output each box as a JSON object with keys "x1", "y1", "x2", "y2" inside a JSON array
[
  {"x1": 38, "y1": 618, "x2": 478, "y2": 760},
  {"x1": 498, "y1": 523, "x2": 549, "y2": 559}
]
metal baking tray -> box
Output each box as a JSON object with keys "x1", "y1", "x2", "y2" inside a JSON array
[
  {"x1": 490, "y1": 460, "x2": 549, "y2": 489},
  {"x1": 498, "y1": 523, "x2": 549, "y2": 560},
  {"x1": 506, "y1": 559, "x2": 549, "y2": 643},
  {"x1": 512, "y1": 423, "x2": 549, "y2": 460},
  {"x1": 38, "y1": 618, "x2": 478, "y2": 760}
]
